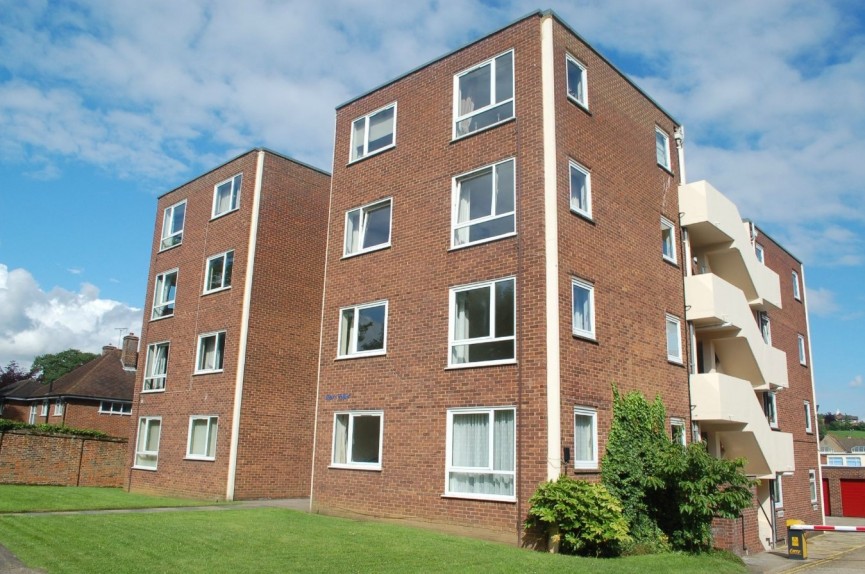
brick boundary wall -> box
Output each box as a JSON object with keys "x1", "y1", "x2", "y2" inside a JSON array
[{"x1": 0, "y1": 430, "x2": 127, "y2": 487}]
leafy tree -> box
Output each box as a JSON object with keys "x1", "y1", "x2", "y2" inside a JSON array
[
  {"x1": 0, "y1": 360, "x2": 35, "y2": 388},
  {"x1": 31, "y1": 349, "x2": 98, "y2": 384}
]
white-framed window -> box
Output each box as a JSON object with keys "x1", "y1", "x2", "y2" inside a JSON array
[
  {"x1": 186, "y1": 416, "x2": 218, "y2": 461},
  {"x1": 671, "y1": 417, "x2": 687, "y2": 446},
  {"x1": 452, "y1": 158, "x2": 515, "y2": 248},
  {"x1": 143, "y1": 342, "x2": 169, "y2": 392},
  {"x1": 771, "y1": 476, "x2": 784, "y2": 508},
  {"x1": 338, "y1": 301, "x2": 387, "y2": 358},
  {"x1": 661, "y1": 217, "x2": 677, "y2": 264},
  {"x1": 665, "y1": 314, "x2": 682, "y2": 364},
  {"x1": 792, "y1": 270, "x2": 801, "y2": 300},
  {"x1": 40, "y1": 400, "x2": 48, "y2": 416},
  {"x1": 757, "y1": 311, "x2": 771, "y2": 345},
  {"x1": 798, "y1": 334, "x2": 807, "y2": 365},
  {"x1": 195, "y1": 331, "x2": 226, "y2": 374},
  {"x1": 134, "y1": 417, "x2": 161, "y2": 470},
  {"x1": 445, "y1": 406, "x2": 515, "y2": 500},
  {"x1": 99, "y1": 401, "x2": 132, "y2": 415},
  {"x1": 809, "y1": 469, "x2": 818, "y2": 503},
  {"x1": 204, "y1": 250, "x2": 234, "y2": 294},
  {"x1": 565, "y1": 53, "x2": 588, "y2": 108},
  {"x1": 28, "y1": 403, "x2": 37, "y2": 424},
  {"x1": 160, "y1": 200, "x2": 186, "y2": 251},
  {"x1": 573, "y1": 407, "x2": 598, "y2": 469},
  {"x1": 344, "y1": 198, "x2": 392, "y2": 257},
  {"x1": 804, "y1": 401, "x2": 813, "y2": 434},
  {"x1": 449, "y1": 277, "x2": 515, "y2": 367},
  {"x1": 53, "y1": 399, "x2": 63, "y2": 416},
  {"x1": 848, "y1": 457, "x2": 863, "y2": 467},
  {"x1": 827, "y1": 456, "x2": 844, "y2": 466},
  {"x1": 568, "y1": 160, "x2": 591, "y2": 218},
  {"x1": 571, "y1": 278, "x2": 595, "y2": 340},
  {"x1": 453, "y1": 50, "x2": 514, "y2": 138},
  {"x1": 350, "y1": 103, "x2": 396, "y2": 162},
  {"x1": 853, "y1": 446, "x2": 865, "y2": 454},
  {"x1": 655, "y1": 127, "x2": 671, "y2": 170},
  {"x1": 212, "y1": 173, "x2": 242, "y2": 218},
  {"x1": 331, "y1": 411, "x2": 383, "y2": 470},
  {"x1": 151, "y1": 269, "x2": 178, "y2": 320},
  {"x1": 763, "y1": 391, "x2": 778, "y2": 429},
  {"x1": 755, "y1": 243, "x2": 765, "y2": 264}
]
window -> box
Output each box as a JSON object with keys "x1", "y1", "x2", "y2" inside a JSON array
[
  {"x1": 853, "y1": 446, "x2": 865, "y2": 453},
  {"x1": 99, "y1": 401, "x2": 132, "y2": 415},
  {"x1": 204, "y1": 250, "x2": 234, "y2": 293},
  {"x1": 160, "y1": 200, "x2": 186, "y2": 251},
  {"x1": 661, "y1": 217, "x2": 677, "y2": 263},
  {"x1": 350, "y1": 103, "x2": 396, "y2": 162},
  {"x1": 449, "y1": 277, "x2": 515, "y2": 366},
  {"x1": 40, "y1": 400, "x2": 48, "y2": 416},
  {"x1": 195, "y1": 331, "x2": 226, "y2": 373},
  {"x1": 53, "y1": 399, "x2": 63, "y2": 416},
  {"x1": 445, "y1": 407, "x2": 515, "y2": 500},
  {"x1": 571, "y1": 278, "x2": 595, "y2": 339},
  {"x1": 134, "y1": 417, "x2": 161, "y2": 470},
  {"x1": 827, "y1": 456, "x2": 844, "y2": 466},
  {"x1": 763, "y1": 392, "x2": 778, "y2": 429},
  {"x1": 331, "y1": 411, "x2": 383, "y2": 470},
  {"x1": 771, "y1": 476, "x2": 784, "y2": 508},
  {"x1": 143, "y1": 342, "x2": 169, "y2": 392},
  {"x1": 666, "y1": 314, "x2": 682, "y2": 363},
  {"x1": 757, "y1": 311, "x2": 771, "y2": 345},
  {"x1": 755, "y1": 243, "x2": 765, "y2": 264},
  {"x1": 655, "y1": 127, "x2": 671, "y2": 170},
  {"x1": 212, "y1": 174, "x2": 242, "y2": 218},
  {"x1": 452, "y1": 159, "x2": 515, "y2": 248},
  {"x1": 792, "y1": 270, "x2": 801, "y2": 300},
  {"x1": 809, "y1": 470, "x2": 818, "y2": 503},
  {"x1": 454, "y1": 50, "x2": 514, "y2": 138},
  {"x1": 798, "y1": 334, "x2": 807, "y2": 365},
  {"x1": 28, "y1": 404, "x2": 36, "y2": 424},
  {"x1": 569, "y1": 160, "x2": 591, "y2": 218},
  {"x1": 186, "y1": 416, "x2": 218, "y2": 461},
  {"x1": 151, "y1": 270, "x2": 178, "y2": 320},
  {"x1": 344, "y1": 198, "x2": 392, "y2": 257},
  {"x1": 804, "y1": 401, "x2": 813, "y2": 433},
  {"x1": 847, "y1": 457, "x2": 863, "y2": 467},
  {"x1": 565, "y1": 54, "x2": 588, "y2": 108},
  {"x1": 671, "y1": 418, "x2": 687, "y2": 446},
  {"x1": 338, "y1": 301, "x2": 387, "y2": 358},
  {"x1": 573, "y1": 407, "x2": 598, "y2": 469}
]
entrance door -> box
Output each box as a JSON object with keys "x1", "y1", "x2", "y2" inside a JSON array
[{"x1": 822, "y1": 478, "x2": 831, "y2": 516}]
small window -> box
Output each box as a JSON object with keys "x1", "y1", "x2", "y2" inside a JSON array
[
  {"x1": 573, "y1": 407, "x2": 598, "y2": 469},
  {"x1": 568, "y1": 160, "x2": 591, "y2": 218},
  {"x1": 852, "y1": 446, "x2": 865, "y2": 454},
  {"x1": 143, "y1": 342, "x2": 169, "y2": 392},
  {"x1": 655, "y1": 127, "x2": 671, "y2": 170},
  {"x1": 99, "y1": 401, "x2": 132, "y2": 415},
  {"x1": 40, "y1": 400, "x2": 49, "y2": 416},
  {"x1": 792, "y1": 270, "x2": 801, "y2": 300},
  {"x1": 671, "y1": 417, "x2": 687, "y2": 446},
  {"x1": 804, "y1": 401, "x2": 813, "y2": 434},
  {"x1": 445, "y1": 407, "x2": 515, "y2": 500},
  {"x1": 827, "y1": 456, "x2": 844, "y2": 466},
  {"x1": 331, "y1": 411, "x2": 383, "y2": 470},
  {"x1": 449, "y1": 277, "x2": 515, "y2": 367},
  {"x1": 452, "y1": 159, "x2": 515, "y2": 248},
  {"x1": 344, "y1": 199, "x2": 392, "y2": 257},
  {"x1": 212, "y1": 174, "x2": 242, "y2": 218},
  {"x1": 195, "y1": 331, "x2": 226, "y2": 374},
  {"x1": 160, "y1": 200, "x2": 186, "y2": 251},
  {"x1": 763, "y1": 392, "x2": 778, "y2": 429},
  {"x1": 771, "y1": 476, "x2": 783, "y2": 508},
  {"x1": 186, "y1": 416, "x2": 218, "y2": 461},
  {"x1": 798, "y1": 334, "x2": 807, "y2": 366},
  {"x1": 204, "y1": 251, "x2": 234, "y2": 293},
  {"x1": 338, "y1": 301, "x2": 388, "y2": 358},
  {"x1": 565, "y1": 54, "x2": 588, "y2": 108},
  {"x1": 661, "y1": 217, "x2": 677, "y2": 264},
  {"x1": 755, "y1": 243, "x2": 765, "y2": 264},
  {"x1": 151, "y1": 269, "x2": 178, "y2": 320},
  {"x1": 809, "y1": 470, "x2": 818, "y2": 503},
  {"x1": 53, "y1": 399, "x2": 63, "y2": 416},
  {"x1": 757, "y1": 311, "x2": 771, "y2": 345},
  {"x1": 350, "y1": 103, "x2": 396, "y2": 162},
  {"x1": 28, "y1": 404, "x2": 37, "y2": 424},
  {"x1": 454, "y1": 50, "x2": 514, "y2": 138},
  {"x1": 134, "y1": 417, "x2": 161, "y2": 470},
  {"x1": 665, "y1": 314, "x2": 682, "y2": 364},
  {"x1": 571, "y1": 278, "x2": 595, "y2": 340}
]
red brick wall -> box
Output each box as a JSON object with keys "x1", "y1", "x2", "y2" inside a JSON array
[
  {"x1": 821, "y1": 466, "x2": 865, "y2": 516},
  {"x1": 2, "y1": 400, "x2": 133, "y2": 438}
]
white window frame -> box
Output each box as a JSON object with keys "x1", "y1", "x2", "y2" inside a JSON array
[
  {"x1": 565, "y1": 53, "x2": 588, "y2": 109},
  {"x1": 671, "y1": 417, "x2": 687, "y2": 446},
  {"x1": 666, "y1": 314, "x2": 683, "y2": 364},
  {"x1": 661, "y1": 217, "x2": 677, "y2": 264},
  {"x1": 772, "y1": 475, "x2": 784, "y2": 508},
  {"x1": 847, "y1": 457, "x2": 863, "y2": 467},
  {"x1": 827, "y1": 456, "x2": 844, "y2": 466},
  {"x1": 99, "y1": 401, "x2": 132, "y2": 415},
  {"x1": 755, "y1": 243, "x2": 765, "y2": 264},
  {"x1": 151, "y1": 269, "x2": 178, "y2": 320},
  {"x1": 212, "y1": 173, "x2": 242, "y2": 219},
  {"x1": 757, "y1": 311, "x2": 772, "y2": 345},
  {"x1": 330, "y1": 410, "x2": 384, "y2": 470},
  {"x1": 53, "y1": 399, "x2": 63, "y2": 416},
  {"x1": 573, "y1": 407, "x2": 598, "y2": 469},
  {"x1": 568, "y1": 160, "x2": 592, "y2": 218},
  {"x1": 798, "y1": 334, "x2": 807, "y2": 365},
  {"x1": 448, "y1": 277, "x2": 516, "y2": 368},
  {"x1": 40, "y1": 400, "x2": 48, "y2": 416},
  {"x1": 343, "y1": 198, "x2": 393, "y2": 257},
  {"x1": 337, "y1": 301, "x2": 388, "y2": 358},
  {"x1": 195, "y1": 331, "x2": 226, "y2": 374},
  {"x1": 349, "y1": 102, "x2": 397, "y2": 162},
  {"x1": 28, "y1": 403, "x2": 37, "y2": 424},
  {"x1": 444, "y1": 406, "x2": 516, "y2": 501},
  {"x1": 186, "y1": 416, "x2": 218, "y2": 461},
  {"x1": 853, "y1": 446, "x2": 865, "y2": 454},
  {"x1": 571, "y1": 278, "x2": 595, "y2": 340},
  {"x1": 764, "y1": 391, "x2": 778, "y2": 429},
  {"x1": 143, "y1": 341, "x2": 169, "y2": 392},
  {"x1": 134, "y1": 416, "x2": 161, "y2": 470},
  {"x1": 809, "y1": 469, "x2": 818, "y2": 503},
  {"x1": 655, "y1": 126, "x2": 671, "y2": 170},
  {"x1": 160, "y1": 199, "x2": 186, "y2": 251},
  {"x1": 203, "y1": 250, "x2": 234, "y2": 294},
  {"x1": 804, "y1": 401, "x2": 813, "y2": 434},
  {"x1": 792, "y1": 270, "x2": 801, "y2": 300},
  {"x1": 451, "y1": 158, "x2": 516, "y2": 249},
  {"x1": 453, "y1": 50, "x2": 515, "y2": 139}
]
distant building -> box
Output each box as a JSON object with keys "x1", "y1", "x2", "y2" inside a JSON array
[{"x1": 820, "y1": 433, "x2": 865, "y2": 517}]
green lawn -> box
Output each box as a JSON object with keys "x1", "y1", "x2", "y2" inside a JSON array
[
  {"x1": 0, "y1": 485, "x2": 213, "y2": 513},
  {"x1": 828, "y1": 429, "x2": 865, "y2": 439}
]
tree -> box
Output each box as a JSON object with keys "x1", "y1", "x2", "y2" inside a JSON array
[
  {"x1": 31, "y1": 349, "x2": 98, "y2": 384},
  {"x1": 0, "y1": 360, "x2": 36, "y2": 389}
]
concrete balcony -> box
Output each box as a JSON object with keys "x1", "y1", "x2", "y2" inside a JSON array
[
  {"x1": 679, "y1": 180, "x2": 781, "y2": 310},
  {"x1": 685, "y1": 273, "x2": 788, "y2": 389},
  {"x1": 691, "y1": 372, "x2": 794, "y2": 478}
]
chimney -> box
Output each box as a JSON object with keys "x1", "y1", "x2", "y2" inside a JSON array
[
  {"x1": 102, "y1": 344, "x2": 117, "y2": 355},
  {"x1": 121, "y1": 333, "x2": 140, "y2": 370}
]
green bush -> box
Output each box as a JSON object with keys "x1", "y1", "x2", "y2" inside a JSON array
[{"x1": 0, "y1": 419, "x2": 109, "y2": 438}]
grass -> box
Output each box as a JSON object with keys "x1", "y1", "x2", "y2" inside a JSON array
[
  {"x1": 828, "y1": 429, "x2": 865, "y2": 438},
  {"x1": 0, "y1": 485, "x2": 214, "y2": 513}
]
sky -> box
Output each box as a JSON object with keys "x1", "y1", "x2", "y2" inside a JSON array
[{"x1": 1, "y1": 0, "x2": 863, "y2": 416}]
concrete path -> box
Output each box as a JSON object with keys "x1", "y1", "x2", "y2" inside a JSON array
[{"x1": 743, "y1": 517, "x2": 865, "y2": 573}]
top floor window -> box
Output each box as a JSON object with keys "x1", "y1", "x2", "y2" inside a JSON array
[
  {"x1": 344, "y1": 198, "x2": 392, "y2": 257},
  {"x1": 454, "y1": 50, "x2": 514, "y2": 138},
  {"x1": 160, "y1": 200, "x2": 186, "y2": 251},
  {"x1": 655, "y1": 127, "x2": 671, "y2": 171},
  {"x1": 791, "y1": 270, "x2": 801, "y2": 300},
  {"x1": 151, "y1": 270, "x2": 178, "y2": 320},
  {"x1": 452, "y1": 159, "x2": 515, "y2": 248},
  {"x1": 565, "y1": 54, "x2": 588, "y2": 108},
  {"x1": 755, "y1": 243, "x2": 765, "y2": 264},
  {"x1": 213, "y1": 174, "x2": 242, "y2": 218},
  {"x1": 350, "y1": 103, "x2": 396, "y2": 162}
]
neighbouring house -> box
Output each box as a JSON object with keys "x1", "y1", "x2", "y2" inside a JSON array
[
  {"x1": 820, "y1": 433, "x2": 865, "y2": 518},
  {"x1": 0, "y1": 334, "x2": 139, "y2": 439}
]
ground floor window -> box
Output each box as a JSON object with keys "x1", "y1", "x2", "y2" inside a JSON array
[
  {"x1": 445, "y1": 407, "x2": 515, "y2": 500},
  {"x1": 331, "y1": 411, "x2": 383, "y2": 470},
  {"x1": 186, "y1": 416, "x2": 218, "y2": 460},
  {"x1": 135, "y1": 417, "x2": 161, "y2": 470}
]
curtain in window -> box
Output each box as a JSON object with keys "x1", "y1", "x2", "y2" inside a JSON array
[
  {"x1": 493, "y1": 410, "x2": 514, "y2": 473},
  {"x1": 215, "y1": 183, "x2": 232, "y2": 214},
  {"x1": 666, "y1": 320, "x2": 679, "y2": 357},
  {"x1": 201, "y1": 338, "x2": 216, "y2": 370},
  {"x1": 573, "y1": 286, "x2": 591, "y2": 334},
  {"x1": 449, "y1": 411, "x2": 514, "y2": 496},
  {"x1": 574, "y1": 413, "x2": 593, "y2": 462},
  {"x1": 452, "y1": 290, "x2": 474, "y2": 363},
  {"x1": 333, "y1": 414, "x2": 348, "y2": 464},
  {"x1": 457, "y1": 95, "x2": 475, "y2": 136},
  {"x1": 190, "y1": 419, "x2": 208, "y2": 455}
]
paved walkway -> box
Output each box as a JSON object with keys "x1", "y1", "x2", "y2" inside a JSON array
[{"x1": 743, "y1": 517, "x2": 865, "y2": 573}]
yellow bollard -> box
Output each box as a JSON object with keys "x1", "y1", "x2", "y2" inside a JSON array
[{"x1": 786, "y1": 519, "x2": 807, "y2": 560}]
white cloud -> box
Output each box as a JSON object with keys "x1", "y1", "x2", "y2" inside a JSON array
[
  {"x1": 806, "y1": 287, "x2": 840, "y2": 317},
  {"x1": 851, "y1": 375, "x2": 863, "y2": 388},
  {"x1": 0, "y1": 264, "x2": 142, "y2": 369}
]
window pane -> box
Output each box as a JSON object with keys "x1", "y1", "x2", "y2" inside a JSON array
[
  {"x1": 495, "y1": 279, "x2": 514, "y2": 337},
  {"x1": 459, "y1": 170, "x2": 493, "y2": 222},
  {"x1": 469, "y1": 101, "x2": 513, "y2": 132},
  {"x1": 566, "y1": 58, "x2": 584, "y2": 102},
  {"x1": 452, "y1": 413, "x2": 489, "y2": 467},
  {"x1": 352, "y1": 119, "x2": 365, "y2": 160},
  {"x1": 494, "y1": 160, "x2": 514, "y2": 214},
  {"x1": 570, "y1": 165, "x2": 588, "y2": 212},
  {"x1": 339, "y1": 309, "x2": 355, "y2": 355},
  {"x1": 356, "y1": 305, "x2": 385, "y2": 352},
  {"x1": 207, "y1": 257, "x2": 225, "y2": 290},
  {"x1": 494, "y1": 52, "x2": 513, "y2": 102},
  {"x1": 223, "y1": 252, "x2": 233, "y2": 287},
  {"x1": 656, "y1": 130, "x2": 668, "y2": 165},
  {"x1": 333, "y1": 414, "x2": 348, "y2": 464},
  {"x1": 493, "y1": 410, "x2": 514, "y2": 471},
  {"x1": 468, "y1": 215, "x2": 514, "y2": 244},
  {"x1": 666, "y1": 318, "x2": 680, "y2": 358},
  {"x1": 455, "y1": 287, "x2": 490, "y2": 340},
  {"x1": 351, "y1": 415, "x2": 381, "y2": 464},
  {"x1": 145, "y1": 420, "x2": 160, "y2": 451},
  {"x1": 190, "y1": 419, "x2": 207, "y2": 455},
  {"x1": 574, "y1": 413, "x2": 594, "y2": 462},
  {"x1": 573, "y1": 283, "x2": 592, "y2": 335},
  {"x1": 362, "y1": 203, "x2": 391, "y2": 249},
  {"x1": 345, "y1": 210, "x2": 361, "y2": 254},
  {"x1": 367, "y1": 107, "x2": 394, "y2": 153},
  {"x1": 459, "y1": 65, "x2": 491, "y2": 111},
  {"x1": 467, "y1": 340, "x2": 514, "y2": 362}
]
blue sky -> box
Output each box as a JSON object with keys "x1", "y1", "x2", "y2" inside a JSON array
[{"x1": 1, "y1": 1, "x2": 863, "y2": 416}]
